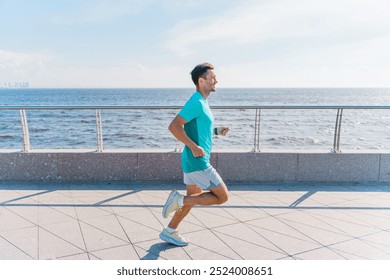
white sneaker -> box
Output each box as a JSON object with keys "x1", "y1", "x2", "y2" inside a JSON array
[
  {"x1": 159, "y1": 229, "x2": 188, "y2": 247},
  {"x1": 162, "y1": 190, "x2": 182, "y2": 218}
]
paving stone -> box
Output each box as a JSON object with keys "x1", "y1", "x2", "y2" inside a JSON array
[
  {"x1": 1, "y1": 181, "x2": 390, "y2": 260},
  {"x1": 0, "y1": 236, "x2": 33, "y2": 260},
  {"x1": 90, "y1": 244, "x2": 140, "y2": 260}
]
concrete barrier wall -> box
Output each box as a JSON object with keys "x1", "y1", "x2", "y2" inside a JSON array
[{"x1": 1, "y1": 150, "x2": 390, "y2": 182}]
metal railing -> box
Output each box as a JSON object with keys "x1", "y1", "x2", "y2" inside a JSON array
[{"x1": 1, "y1": 105, "x2": 390, "y2": 152}]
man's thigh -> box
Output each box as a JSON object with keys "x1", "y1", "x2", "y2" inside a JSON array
[
  {"x1": 186, "y1": 184, "x2": 203, "y2": 196},
  {"x1": 210, "y1": 182, "x2": 229, "y2": 200}
]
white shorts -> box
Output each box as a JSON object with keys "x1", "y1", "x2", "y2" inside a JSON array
[{"x1": 183, "y1": 166, "x2": 224, "y2": 190}]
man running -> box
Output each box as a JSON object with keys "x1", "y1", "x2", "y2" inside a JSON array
[{"x1": 160, "y1": 62, "x2": 230, "y2": 246}]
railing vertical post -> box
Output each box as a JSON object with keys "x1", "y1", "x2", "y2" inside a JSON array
[
  {"x1": 19, "y1": 109, "x2": 31, "y2": 152},
  {"x1": 174, "y1": 140, "x2": 182, "y2": 152},
  {"x1": 253, "y1": 108, "x2": 261, "y2": 152},
  {"x1": 332, "y1": 108, "x2": 343, "y2": 153},
  {"x1": 95, "y1": 109, "x2": 104, "y2": 152}
]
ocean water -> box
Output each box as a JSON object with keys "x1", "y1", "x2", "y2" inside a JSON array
[{"x1": 1, "y1": 88, "x2": 390, "y2": 151}]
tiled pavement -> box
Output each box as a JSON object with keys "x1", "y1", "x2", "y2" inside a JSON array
[{"x1": 1, "y1": 181, "x2": 390, "y2": 260}]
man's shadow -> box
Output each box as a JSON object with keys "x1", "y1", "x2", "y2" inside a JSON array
[{"x1": 140, "y1": 242, "x2": 180, "y2": 260}]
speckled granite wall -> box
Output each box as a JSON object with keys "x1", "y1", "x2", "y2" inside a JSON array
[{"x1": 0, "y1": 151, "x2": 389, "y2": 182}]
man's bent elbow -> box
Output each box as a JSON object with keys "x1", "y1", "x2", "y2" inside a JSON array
[{"x1": 168, "y1": 122, "x2": 174, "y2": 134}]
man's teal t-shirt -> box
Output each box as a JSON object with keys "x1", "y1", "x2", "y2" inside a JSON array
[{"x1": 178, "y1": 91, "x2": 214, "y2": 173}]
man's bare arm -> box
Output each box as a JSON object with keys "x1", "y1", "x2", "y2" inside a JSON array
[{"x1": 168, "y1": 115, "x2": 205, "y2": 157}]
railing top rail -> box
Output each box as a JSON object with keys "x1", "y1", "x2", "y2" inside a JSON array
[{"x1": 1, "y1": 105, "x2": 390, "y2": 110}]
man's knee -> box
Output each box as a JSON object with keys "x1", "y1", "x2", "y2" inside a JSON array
[
  {"x1": 215, "y1": 190, "x2": 229, "y2": 204},
  {"x1": 210, "y1": 182, "x2": 229, "y2": 204},
  {"x1": 218, "y1": 194, "x2": 228, "y2": 204}
]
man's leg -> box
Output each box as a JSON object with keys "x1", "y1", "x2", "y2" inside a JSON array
[
  {"x1": 160, "y1": 182, "x2": 228, "y2": 246},
  {"x1": 183, "y1": 182, "x2": 229, "y2": 207},
  {"x1": 167, "y1": 184, "x2": 202, "y2": 229}
]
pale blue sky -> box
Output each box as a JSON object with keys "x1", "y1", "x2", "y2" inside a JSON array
[{"x1": 1, "y1": 0, "x2": 390, "y2": 87}]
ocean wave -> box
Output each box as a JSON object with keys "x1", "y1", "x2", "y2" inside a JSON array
[{"x1": 30, "y1": 128, "x2": 50, "y2": 133}]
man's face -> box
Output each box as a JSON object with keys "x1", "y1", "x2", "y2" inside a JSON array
[{"x1": 200, "y1": 69, "x2": 218, "y2": 92}]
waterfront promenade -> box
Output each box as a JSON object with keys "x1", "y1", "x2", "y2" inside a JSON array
[{"x1": 1, "y1": 180, "x2": 390, "y2": 260}]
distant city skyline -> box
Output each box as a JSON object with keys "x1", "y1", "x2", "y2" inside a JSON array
[
  {"x1": 0, "y1": 81, "x2": 29, "y2": 88},
  {"x1": 1, "y1": 0, "x2": 390, "y2": 88}
]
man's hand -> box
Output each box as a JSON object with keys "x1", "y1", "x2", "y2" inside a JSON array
[
  {"x1": 191, "y1": 145, "x2": 206, "y2": 157},
  {"x1": 216, "y1": 127, "x2": 230, "y2": 136}
]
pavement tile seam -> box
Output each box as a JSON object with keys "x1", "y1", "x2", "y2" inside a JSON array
[
  {"x1": 41, "y1": 206, "x2": 78, "y2": 221},
  {"x1": 274, "y1": 216, "x2": 354, "y2": 247},
  {"x1": 221, "y1": 211, "x2": 271, "y2": 223},
  {"x1": 355, "y1": 236, "x2": 390, "y2": 256},
  {"x1": 291, "y1": 246, "x2": 348, "y2": 260},
  {"x1": 207, "y1": 229, "x2": 245, "y2": 260},
  {"x1": 0, "y1": 207, "x2": 86, "y2": 256},
  {"x1": 151, "y1": 210, "x2": 208, "y2": 230},
  {"x1": 300, "y1": 209, "x2": 384, "y2": 237},
  {"x1": 38, "y1": 210, "x2": 79, "y2": 227},
  {"x1": 213, "y1": 199, "x2": 272, "y2": 223},
  {"x1": 245, "y1": 220, "x2": 322, "y2": 246},
  {"x1": 136, "y1": 192, "x2": 169, "y2": 201},
  {"x1": 361, "y1": 239, "x2": 390, "y2": 252},
  {"x1": 348, "y1": 210, "x2": 390, "y2": 226},
  {"x1": 87, "y1": 243, "x2": 138, "y2": 257},
  {"x1": 71, "y1": 203, "x2": 98, "y2": 259},
  {"x1": 111, "y1": 211, "x2": 143, "y2": 260},
  {"x1": 305, "y1": 209, "x2": 388, "y2": 231},
  {"x1": 78, "y1": 222, "x2": 130, "y2": 253},
  {"x1": 361, "y1": 228, "x2": 390, "y2": 240},
  {"x1": 132, "y1": 191, "x2": 166, "y2": 227},
  {"x1": 225, "y1": 197, "x2": 274, "y2": 214},
  {"x1": 81, "y1": 212, "x2": 132, "y2": 234},
  {"x1": 212, "y1": 231, "x2": 289, "y2": 260},
  {"x1": 189, "y1": 213, "x2": 243, "y2": 231},
  {"x1": 238, "y1": 223, "x2": 303, "y2": 257},
  {"x1": 88, "y1": 253, "x2": 101, "y2": 260},
  {"x1": 0, "y1": 234, "x2": 35, "y2": 260},
  {"x1": 183, "y1": 211, "x2": 210, "y2": 230},
  {"x1": 0, "y1": 207, "x2": 37, "y2": 232},
  {"x1": 318, "y1": 235, "x2": 390, "y2": 260},
  {"x1": 313, "y1": 218, "x2": 383, "y2": 239},
  {"x1": 116, "y1": 212, "x2": 165, "y2": 233},
  {"x1": 277, "y1": 214, "x2": 354, "y2": 239},
  {"x1": 38, "y1": 225, "x2": 88, "y2": 254},
  {"x1": 38, "y1": 229, "x2": 87, "y2": 260},
  {"x1": 212, "y1": 227, "x2": 287, "y2": 256},
  {"x1": 229, "y1": 194, "x2": 296, "y2": 218},
  {"x1": 1, "y1": 226, "x2": 39, "y2": 259},
  {"x1": 55, "y1": 252, "x2": 90, "y2": 260},
  {"x1": 183, "y1": 243, "x2": 238, "y2": 260},
  {"x1": 327, "y1": 245, "x2": 371, "y2": 260},
  {"x1": 68, "y1": 192, "x2": 130, "y2": 249},
  {"x1": 195, "y1": 207, "x2": 241, "y2": 223},
  {"x1": 78, "y1": 219, "x2": 132, "y2": 244},
  {"x1": 73, "y1": 205, "x2": 116, "y2": 219},
  {"x1": 266, "y1": 192, "x2": 318, "y2": 207},
  {"x1": 277, "y1": 256, "x2": 297, "y2": 260},
  {"x1": 264, "y1": 211, "x2": 333, "y2": 243},
  {"x1": 116, "y1": 217, "x2": 164, "y2": 245}
]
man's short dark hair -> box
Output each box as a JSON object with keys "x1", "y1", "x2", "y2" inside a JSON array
[{"x1": 190, "y1": 62, "x2": 214, "y2": 86}]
